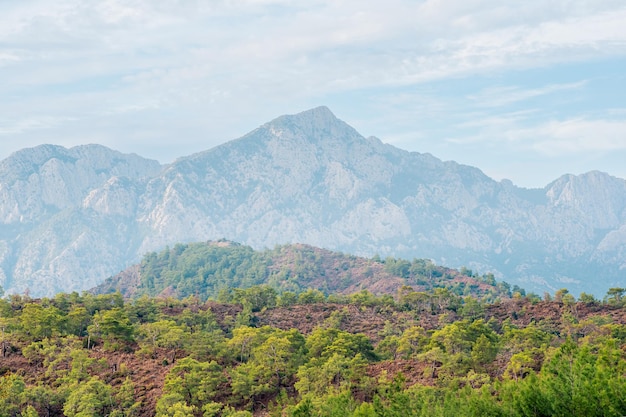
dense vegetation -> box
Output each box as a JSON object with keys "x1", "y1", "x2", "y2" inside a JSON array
[
  {"x1": 94, "y1": 241, "x2": 517, "y2": 303},
  {"x1": 2, "y1": 283, "x2": 626, "y2": 416}
]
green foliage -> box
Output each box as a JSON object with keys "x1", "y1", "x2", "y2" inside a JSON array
[
  {"x1": 230, "y1": 286, "x2": 278, "y2": 312},
  {"x1": 66, "y1": 306, "x2": 92, "y2": 337},
  {"x1": 578, "y1": 292, "x2": 598, "y2": 304},
  {"x1": 126, "y1": 295, "x2": 160, "y2": 324},
  {"x1": 19, "y1": 303, "x2": 64, "y2": 340},
  {"x1": 88, "y1": 308, "x2": 134, "y2": 350},
  {"x1": 82, "y1": 293, "x2": 124, "y2": 315},
  {"x1": 471, "y1": 334, "x2": 498, "y2": 369},
  {"x1": 138, "y1": 242, "x2": 269, "y2": 300},
  {"x1": 297, "y1": 288, "x2": 326, "y2": 304},
  {"x1": 63, "y1": 377, "x2": 114, "y2": 417},
  {"x1": 22, "y1": 383, "x2": 64, "y2": 417},
  {"x1": 9, "y1": 275, "x2": 626, "y2": 417},
  {"x1": 305, "y1": 327, "x2": 376, "y2": 362},
  {"x1": 0, "y1": 373, "x2": 25, "y2": 416},
  {"x1": 110, "y1": 377, "x2": 142, "y2": 417},
  {"x1": 230, "y1": 328, "x2": 306, "y2": 404},
  {"x1": 460, "y1": 296, "x2": 484, "y2": 320},
  {"x1": 99, "y1": 241, "x2": 510, "y2": 305},
  {"x1": 295, "y1": 353, "x2": 369, "y2": 398},
  {"x1": 163, "y1": 357, "x2": 226, "y2": 408},
  {"x1": 396, "y1": 326, "x2": 428, "y2": 359},
  {"x1": 22, "y1": 405, "x2": 39, "y2": 417},
  {"x1": 605, "y1": 287, "x2": 626, "y2": 306},
  {"x1": 155, "y1": 393, "x2": 197, "y2": 417},
  {"x1": 294, "y1": 328, "x2": 376, "y2": 399},
  {"x1": 137, "y1": 320, "x2": 190, "y2": 361}
]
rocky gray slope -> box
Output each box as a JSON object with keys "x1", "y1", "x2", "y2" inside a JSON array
[
  {"x1": 1, "y1": 108, "x2": 625, "y2": 296},
  {"x1": 0, "y1": 144, "x2": 162, "y2": 295}
]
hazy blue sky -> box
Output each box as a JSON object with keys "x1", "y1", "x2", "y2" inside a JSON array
[{"x1": 1, "y1": 0, "x2": 625, "y2": 188}]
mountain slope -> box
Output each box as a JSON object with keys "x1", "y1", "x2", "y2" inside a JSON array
[
  {"x1": 0, "y1": 144, "x2": 162, "y2": 294},
  {"x1": 1, "y1": 108, "x2": 625, "y2": 296},
  {"x1": 137, "y1": 106, "x2": 512, "y2": 258}
]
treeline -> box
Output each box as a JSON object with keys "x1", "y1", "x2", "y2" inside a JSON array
[{"x1": 1, "y1": 286, "x2": 626, "y2": 416}]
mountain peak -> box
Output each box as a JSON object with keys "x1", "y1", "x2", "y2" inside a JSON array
[
  {"x1": 271, "y1": 106, "x2": 338, "y2": 126},
  {"x1": 296, "y1": 105, "x2": 336, "y2": 119},
  {"x1": 262, "y1": 106, "x2": 361, "y2": 144}
]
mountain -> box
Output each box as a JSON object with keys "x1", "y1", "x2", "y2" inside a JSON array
[
  {"x1": 1, "y1": 107, "x2": 625, "y2": 296},
  {"x1": 0, "y1": 144, "x2": 162, "y2": 295}
]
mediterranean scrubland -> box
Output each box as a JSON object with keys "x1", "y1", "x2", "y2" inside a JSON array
[{"x1": 2, "y1": 243, "x2": 626, "y2": 416}]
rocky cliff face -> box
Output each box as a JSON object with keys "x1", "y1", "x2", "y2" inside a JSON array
[
  {"x1": 1, "y1": 108, "x2": 625, "y2": 296},
  {"x1": 0, "y1": 144, "x2": 161, "y2": 294}
]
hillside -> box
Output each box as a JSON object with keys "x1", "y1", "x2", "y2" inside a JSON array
[
  {"x1": 1, "y1": 287, "x2": 626, "y2": 416},
  {"x1": 91, "y1": 240, "x2": 515, "y2": 302},
  {"x1": 1, "y1": 107, "x2": 625, "y2": 297}
]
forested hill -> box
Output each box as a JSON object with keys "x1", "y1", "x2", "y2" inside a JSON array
[{"x1": 91, "y1": 240, "x2": 517, "y2": 302}]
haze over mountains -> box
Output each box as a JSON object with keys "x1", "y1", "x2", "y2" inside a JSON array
[{"x1": 0, "y1": 107, "x2": 625, "y2": 297}]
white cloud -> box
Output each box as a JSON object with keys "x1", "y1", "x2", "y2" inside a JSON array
[
  {"x1": 95, "y1": 1, "x2": 148, "y2": 25},
  {"x1": 468, "y1": 81, "x2": 587, "y2": 108},
  {"x1": 446, "y1": 109, "x2": 626, "y2": 153},
  {"x1": 457, "y1": 110, "x2": 539, "y2": 131},
  {"x1": 450, "y1": 115, "x2": 626, "y2": 152},
  {"x1": 390, "y1": 6, "x2": 626, "y2": 84},
  {"x1": 0, "y1": 51, "x2": 21, "y2": 67},
  {"x1": 525, "y1": 118, "x2": 626, "y2": 154},
  {"x1": 3, "y1": 1, "x2": 625, "y2": 95},
  {"x1": 0, "y1": 116, "x2": 76, "y2": 136}
]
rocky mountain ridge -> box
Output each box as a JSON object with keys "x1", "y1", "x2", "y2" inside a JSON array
[{"x1": 0, "y1": 107, "x2": 625, "y2": 296}]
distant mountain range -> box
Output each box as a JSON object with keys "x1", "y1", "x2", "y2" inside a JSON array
[{"x1": 1, "y1": 107, "x2": 625, "y2": 297}]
